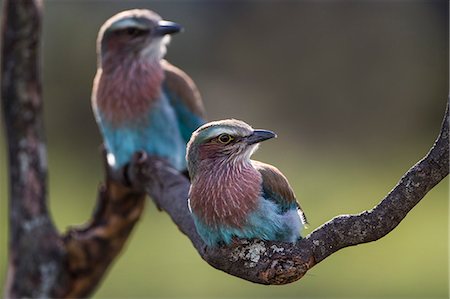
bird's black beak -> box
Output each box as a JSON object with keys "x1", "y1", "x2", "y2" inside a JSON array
[
  {"x1": 155, "y1": 20, "x2": 183, "y2": 36},
  {"x1": 245, "y1": 130, "x2": 277, "y2": 145}
]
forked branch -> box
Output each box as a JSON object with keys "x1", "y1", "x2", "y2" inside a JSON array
[{"x1": 1, "y1": 0, "x2": 448, "y2": 296}]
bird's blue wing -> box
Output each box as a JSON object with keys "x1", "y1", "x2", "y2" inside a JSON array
[
  {"x1": 162, "y1": 60, "x2": 206, "y2": 143},
  {"x1": 252, "y1": 160, "x2": 308, "y2": 226}
]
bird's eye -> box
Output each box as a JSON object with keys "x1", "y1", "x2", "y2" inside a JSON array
[
  {"x1": 218, "y1": 134, "x2": 233, "y2": 144},
  {"x1": 126, "y1": 28, "x2": 146, "y2": 37}
]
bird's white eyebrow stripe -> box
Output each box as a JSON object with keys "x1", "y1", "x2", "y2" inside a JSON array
[
  {"x1": 202, "y1": 126, "x2": 248, "y2": 139},
  {"x1": 109, "y1": 19, "x2": 148, "y2": 31}
]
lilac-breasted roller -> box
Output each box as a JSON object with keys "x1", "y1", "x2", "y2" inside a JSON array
[
  {"x1": 92, "y1": 9, "x2": 206, "y2": 172},
  {"x1": 186, "y1": 119, "x2": 308, "y2": 247}
]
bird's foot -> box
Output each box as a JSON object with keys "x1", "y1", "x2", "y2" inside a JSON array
[
  {"x1": 229, "y1": 237, "x2": 247, "y2": 248},
  {"x1": 125, "y1": 151, "x2": 151, "y2": 191}
]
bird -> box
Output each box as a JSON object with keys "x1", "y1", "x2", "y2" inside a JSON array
[
  {"x1": 91, "y1": 9, "x2": 206, "y2": 173},
  {"x1": 186, "y1": 119, "x2": 308, "y2": 247}
]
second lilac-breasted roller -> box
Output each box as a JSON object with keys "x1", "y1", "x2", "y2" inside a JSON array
[
  {"x1": 92, "y1": 9, "x2": 206, "y2": 171},
  {"x1": 186, "y1": 119, "x2": 308, "y2": 247}
]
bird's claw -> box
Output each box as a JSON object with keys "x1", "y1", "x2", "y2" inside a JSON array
[
  {"x1": 133, "y1": 150, "x2": 148, "y2": 165},
  {"x1": 124, "y1": 151, "x2": 152, "y2": 191}
]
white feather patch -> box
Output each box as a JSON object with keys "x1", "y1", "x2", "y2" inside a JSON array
[
  {"x1": 109, "y1": 19, "x2": 148, "y2": 31},
  {"x1": 140, "y1": 35, "x2": 171, "y2": 60}
]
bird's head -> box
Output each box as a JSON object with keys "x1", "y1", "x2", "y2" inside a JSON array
[
  {"x1": 97, "y1": 9, "x2": 182, "y2": 66},
  {"x1": 186, "y1": 119, "x2": 276, "y2": 178}
]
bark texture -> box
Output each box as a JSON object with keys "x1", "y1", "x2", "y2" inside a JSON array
[
  {"x1": 1, "y1": 1, "x2": 146, "y2": 297},
  {"x1": 1, "y1": 0, "x2": 448, "y2": 296}
]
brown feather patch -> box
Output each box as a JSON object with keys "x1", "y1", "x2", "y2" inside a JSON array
[
  {"x1": 252, "y1": 160, "x2": 308, "y2": 225},
  {"x1": 162, "y1": 60, "x2": 206, "y2": 119}
]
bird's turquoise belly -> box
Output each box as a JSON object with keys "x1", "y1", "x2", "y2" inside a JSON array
[
  {"x1": 100, "y1": 96, "x2": 186, "y2": 170},
  {"x1": 192, "y1": 198, "x2": 302, "y2": 246}
]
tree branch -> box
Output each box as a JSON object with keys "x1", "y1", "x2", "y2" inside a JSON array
[
  {"x1": 2, "y1": 0, "x2": 447, "y2": 294},
  {"x1": 130, "y1": 98, "x2": 449, "y2": 285},
  {"x1": 1, "y1": 1, "x2": 68, "y2": 296},
  {"x1": 1, "y1": 1, "x2": 146, "y2": 297},
  {"x1": 61, "y1": 154, "x2": 146, "y2": 298}
]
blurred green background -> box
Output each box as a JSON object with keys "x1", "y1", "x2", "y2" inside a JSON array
[{"x1": 0, "y1": 0, "x2": 448, "y2": 298}]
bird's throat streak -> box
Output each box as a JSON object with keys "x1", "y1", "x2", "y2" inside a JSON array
[
  {"x1": 95, "y1": 59, "x2": 165, "y2": 125},
  {"x1": 189, "y1": 161, "x2": 262, "y2": 228}
]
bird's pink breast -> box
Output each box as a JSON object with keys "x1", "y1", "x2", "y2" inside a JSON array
[
  {"x1": 95, "y1": 59, "x2": 164, "y2": 125},
  {"x1": 189, "y1": 160, "x2": 262, "y2": 228}
]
